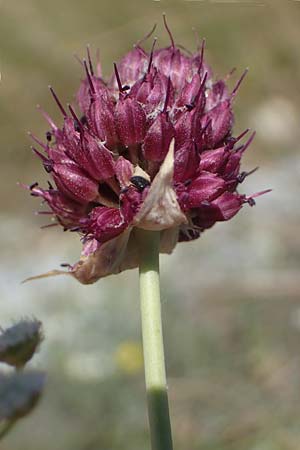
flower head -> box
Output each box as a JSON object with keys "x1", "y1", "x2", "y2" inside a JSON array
[{"x1": 27, "y1": 19, "x2": 269, "y2": 284}]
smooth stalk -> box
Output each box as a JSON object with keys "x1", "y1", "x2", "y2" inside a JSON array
[
  {"x1": 137, "y1": 229, "x2": 173, "y2": 450},
  {"x1": 0, "y1": 420, "x2": 16, "y2": 441}
]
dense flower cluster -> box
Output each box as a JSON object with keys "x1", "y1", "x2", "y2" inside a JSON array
[{"x1": 28, "y1": 22, "x2": 268, "y2": 284}]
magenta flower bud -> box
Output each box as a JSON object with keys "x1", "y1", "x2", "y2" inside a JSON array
[
  {"x1": 53, "y1": 163, "x2": 99, "y2": 204},
  {"x1": 81, "y1": 133, "x2": 115, "y2": 181},
  {"x1": 115, "y1": 96, "x2": 146, "y2": 146},
  {"x1": 143, "y1": 112, "x2": 175, "y2": 162},
  {"x1": 174, "y1": 110, "x2": 194, "y2": 150},
  {"x1": 88, "y1": 97, "x2": 118, "y2": 147},
  {"x1": 201, "y1": 100, "x2": 233, "y2": 148},
  {"x1": 110, "y1": 47, "x2": 148, "y2": 90},
  {"x1": 31, "y1": 185, "x2": 87, "y2": 228},
  {"x1": 84, "y1": 207, "x2": 127, "y2": 243},
  {"x1": 130, "y1": 74, "x2": 153, "y2": 104},
  {"x1": 186, "y1": 172, "x2": 226, "y2": 208},
  {"x1": 77, "y1": 76, "x2": 108, "y2": 114},
  {"x1": 120, "y1": 185, "x2": 145, "y2": 223},
  {"x1": 205, "y1": 79, "x2": 229, "y2": 110},
  {"x1": 115, "y1": 156, "x2": 134, "y2": 189},
  {"x1": 199, "y1": 147, "x2": 228, "y2": 173},
  {"x1": 153, "y1": 47, "x2": 192, "y2": 91},
  {"x1": 176, "y1": 73, "x2": 202, "y2": 109},
  {"x1": 147, "y1": 72, "x2": 174, "y2": 115},
  {"x1": 211, "y1": 191, "x2": 244, "y2": 221},
  {"x1": 26, "y1": 19, "x2": 268, "y2": 284},
  {"x1": 174, "y1": 141, "x2": 199, "y2": 183}
]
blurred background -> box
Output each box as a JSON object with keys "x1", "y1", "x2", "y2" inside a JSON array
[{"x1": 1, "y1": 0, "x2": 300, "y2": 449}]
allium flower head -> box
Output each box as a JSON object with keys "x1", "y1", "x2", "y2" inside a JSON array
[{"x1": 27, "y1": 19, "x2": 269, "y2": 284}]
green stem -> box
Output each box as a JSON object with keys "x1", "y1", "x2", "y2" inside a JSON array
[
  {"x1": 137, "y1": 229, "x2": 173, "y2": 450},
  {"x1": 0, "y1": 420, "x2": 16, "y2": 441}
]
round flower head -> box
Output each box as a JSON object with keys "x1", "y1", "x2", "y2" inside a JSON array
[{"x1": 27, "y1": 19, "x2": 269, "y2": 284}]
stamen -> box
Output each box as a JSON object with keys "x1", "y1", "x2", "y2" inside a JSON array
[
  {"x1": 70, "y1": 227, "x2": 81, "y2": 232},
  {"x1": 96, "y1": 48, "x2": 102, "y2": 77},
  {"x1": 73, "y1": 53, "x2": 84, "y2": 67},
  {"x1": 241, "y1": 131, "x2": 256, "y2": 153},
  {"x1": 147, "y1": 38, "x2": 157, "y2": 73},
  {"x1": 46, "y1": 131, "x2": 52, "y2": 142},
  {"x1": 28, "y1": 131, "x2": 49, "y2": 152},
  {"x1": 235, "y1": 128, "x2": 250, "y2": 143},
  {"x1": 83, "y1": 59, "x2": 96, "y2": 95},
  {"x1": 231, "y1": 68, "x2": 248, "y2": 97},
  {"x1": 86, "y1": 45, "x2": 94, "y2": 76},
  {"x1": 199, "y1": 117, "x2": 212, "y2": 138},
  {"x1": 192, "y1": 71, "x2": 208, "y2": 108},
  {"x1": 237, "y1": 167, "x2": 259, "y2": 183},
  {"x1": 31, "y1": 146, "x2": 48, "y2": 163},
  {"x1": 198, "y1": 38, "x2": 206, "y2": 74},
  {"x1": 177, "y1": 44, "x2": 193, "y2": 56},
  {"x1": 163, "y1": 77, "x2": 172, "y2": 113},
  {"x1": 246, "y1": 189, "x2": 272, "y2": 201},
  {"x1": 225, "y1": 67, "x2": 237, "y2": 81},
  {"x1": 68, "y1": 104, "x2": 84, "y2": 133},
  {"x1": 49, "y1": 86, "x2": 67, "y2": 117},
  {"x1": 199, "y1": 71, "x2": 208, "y2": 94},
  {"x1": 29, "y1": 182, "x2": 39, "y2": 190},
  {"x1": 114, "y1": 63, "x2": 125, "y2": 93},
  {"x1": 163, "y1": 14, "x2": 175, "y2": 49},
  {"x1": 135, "y1": 23, "x2": 157, "y2": 47},
  {"x1": 36, "y1": 104, "x2": 58, "y2": 130},
  {"x1": 41, "y1": 223, "x2": 58, "y2": 229}
]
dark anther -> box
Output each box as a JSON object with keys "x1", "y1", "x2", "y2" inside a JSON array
[
  {"x1": 74, "y1": 120, "x2": 81, "y2": 132},
  {"x1": 237, "y1": 167, "x2": 259, "y2": 183},
  {"x1": 43, "y1": 160, "x2": 54, "y2": 173},
  {"x1": 122, "y1": 85, "x2": 130, "y2": 91},
  {"x1": 60, "y1": 263, "x2": 71, "y2": 268},
  {"x1": 70, "y1": 227, "x2": 80, "y2": 232},
  {"x1": 247, "y1": 198, "x2": 256, "y2": 207},
  {"x1": 47, "y1": 181, "x2": 54, "y2": 190},
  {"x1": 185, "y1": 103, "x2": 194, "y2": 111},
  {"x1": 130, "y1": 176, "x2": 151, "y2": 192},
  {"x1": 80, "y1": 115, "x2": 87, "y2": 125},
  {"x1": 237, "y1": 171, "x2": 248, "y2": 183},
  {"x1": 46, "y1": 131, "x2": 52, "y2": 142},
  {"x1": 29, "y1": 182, "x2": 38, "y2": 190}
]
